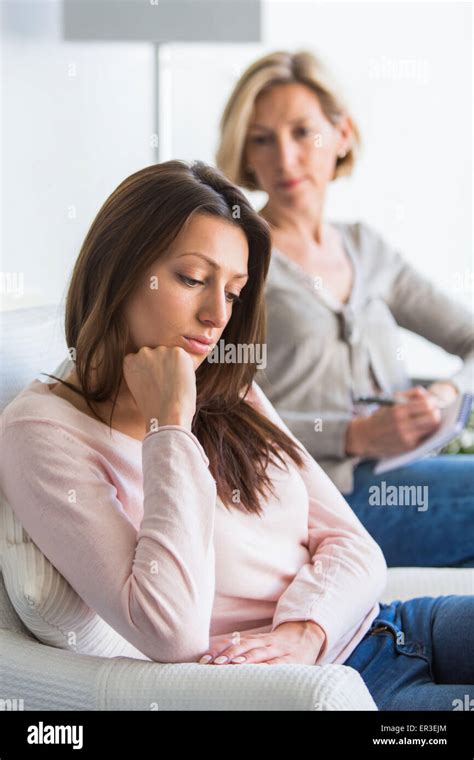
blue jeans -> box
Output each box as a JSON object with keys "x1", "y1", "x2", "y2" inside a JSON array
[
  {"x1": 345, "y1": 456, "x2": 474, "y2": 567},
  {"x1": 344, "y1": 595, "x2": 474, "y2": 710}
]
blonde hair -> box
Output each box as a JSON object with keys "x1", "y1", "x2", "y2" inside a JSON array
[{"x1": 216, "y1": 50, "x2": 361, "y2": 191}]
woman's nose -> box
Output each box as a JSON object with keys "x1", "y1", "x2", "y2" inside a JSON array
[
  {"x1": 199, "y1": 289, "x2": 228, "y2": 329},
  {"x1": 275, "y1": 136, "x2": 299, "y2": 172}
]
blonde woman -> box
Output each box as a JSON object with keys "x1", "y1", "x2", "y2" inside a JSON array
[{"x1": 216, "y1": 50, "x2": 474, "y2": 569}]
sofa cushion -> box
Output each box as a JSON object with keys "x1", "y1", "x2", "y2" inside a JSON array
[
  {"x1": 0, "y1": 305, "x2": 69, "y2": 411},
  {"x1": 0, "y1": 306, "x2": 151, "y2": 659},
  {"x1": 0, "y1": 570, "x2": 35, "y2": 636},
  {"x1": 0, "y1": 495, "x2": 150, "y2": 659}
]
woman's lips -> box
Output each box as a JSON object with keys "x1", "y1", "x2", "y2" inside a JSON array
[
  {"x1": 278, "y1": 178, "x2": 304, "y2": 190},
  {"x1": 182, "y1": 336, "x2": 215, "y2": 355}
]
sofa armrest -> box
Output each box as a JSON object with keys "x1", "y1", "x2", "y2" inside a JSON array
[
  {"x1": 0, "y1": 629, "x2": 376, "y2": 711},
  {"x1": 383, "y1": 567, "x2": 474, "y2": 602}
]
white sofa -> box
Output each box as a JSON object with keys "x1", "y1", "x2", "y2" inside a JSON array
[{"x1": 1, "y1": 305, "x2": 473, "y2": 711}]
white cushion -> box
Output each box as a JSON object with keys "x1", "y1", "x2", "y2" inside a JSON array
[
  {"x1": 0, "y1": 495, "x2": 150, "y2": 660},
  {"x1": 381, "y1": 566, "x2": 474, "y2": 601},
  {"x1": 0, "y1": 570, "x2": 34, "y2": 636},
  {"x1": 0, "y1": 304, "x2": 138, "y2": 654},
  {"x1": 1, "y1": 627, "x2": 378, "y2": 710},
  {"x1": 0, "y1": 305, "x2": 69, "y2": 411}
]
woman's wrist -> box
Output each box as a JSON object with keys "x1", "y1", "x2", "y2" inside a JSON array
[
  {"x1": 158, "y1": 417, "x2": 192, "y2": 430},
  {"x1": 143, "y1": 408, "x2": 192, "y2": 431},
  {"x1": 303, "y1": 620, "x2": 327, "y2": 660},
  {"x1": 304, "y1": 620, "x2": 325, "y2": 640}
]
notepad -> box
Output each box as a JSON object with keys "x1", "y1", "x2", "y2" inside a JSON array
[{"x1": 373, "y1": 393, "x2": 473, "y2": 474}]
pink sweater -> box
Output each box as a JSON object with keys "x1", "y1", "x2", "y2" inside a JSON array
[{"x1": 0, "y1": 378, "x2": 387, "y2": 665}]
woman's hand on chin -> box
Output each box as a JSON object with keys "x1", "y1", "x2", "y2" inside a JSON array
[
  {"x1": 122, "y1": 345, "x2": 197, "y2": 432},
  {"x1": 198, "y1": 620, "x2": 326, "y2": 666}
]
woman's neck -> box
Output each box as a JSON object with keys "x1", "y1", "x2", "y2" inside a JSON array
[{"x1": 260, "y1": 199, "x2": 327, "y2": 247}]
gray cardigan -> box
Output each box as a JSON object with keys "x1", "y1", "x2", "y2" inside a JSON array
[{"x1": 255, "y1": 220, "x2": 474, "y2": 494}]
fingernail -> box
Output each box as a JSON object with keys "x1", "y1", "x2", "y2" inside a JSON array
[
  {"x1": 214, "y1": 656, "x2": 228, "y2": 664},
  {"x1": 231, "y1": 656, "x2": 246, "y2": 663},
  {"x1": 199, "y1": 655, "x2": 213, "y2": 664}
]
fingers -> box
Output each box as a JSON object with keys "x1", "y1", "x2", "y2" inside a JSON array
[
  {"x1": 199, "y1": 640, "x2": 280, "y2": 665},
  {"x1": 226, "y1": 646, "x2": 281, "y2": 664},
  {"x1": 426, "y1": 381, "x2": 458, "y2": 408},
  {"x1": 396, "y1": 394, "x2": 439, "y2": 413},
  {"x1": 385, "y1": 394, "x2": 441, "y2": 449},
  {"x1": 392, "y1": 399, "x2": 441, "y2": 425},
  {"x1": 393, "y1": 413, "x2": 441, "y2": 449},
  {"x1": 397, "y1": 385, "x2": 428, "y2": 400},
  {"x1": 198, "y1": 633, "x2": 243, "y2": 663},
  {"x1": 407, "y1": 415, "x2": 441, "y2": 433},
  {"x1": 395, "y1": 386, "x2": 437, "y2": 409}
]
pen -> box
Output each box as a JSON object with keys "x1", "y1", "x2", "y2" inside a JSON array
[{"x1": 353, "y1": 395, "x2": 407, "y2": 406}]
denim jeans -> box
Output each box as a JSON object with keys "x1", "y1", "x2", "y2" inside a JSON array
[
  {"x1": 344, "y1": 455, "x2": 474, "y2": 567},
  {"x1": 344, "y1": 595, "x2": 474, "y2": 710}
]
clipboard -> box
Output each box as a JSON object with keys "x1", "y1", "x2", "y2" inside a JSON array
[{"x1": 373, "y1": 393, "x2": 473, "y2": 475}]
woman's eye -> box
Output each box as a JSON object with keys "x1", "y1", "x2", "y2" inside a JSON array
[
  {"x1": 179, "y1": 274, "x2": 241, "y2": 304},
  {"x1": 226, "y1": 292, "x2": 242, "y2": 304},
  {"x1": 250, "y1": 134, "x2": 271, "y2": 146},
  {"x1": 295, "y1": 126, "x2": 312, "y2": 139},
  {"x1": 178, "y1": 274, "x2": 203, "y2": 287}
]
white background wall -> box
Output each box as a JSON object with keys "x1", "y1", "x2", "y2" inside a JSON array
[
  {"x1": 1, "y1": 0, "x2": 472, "y2": 379},
  {"x1": 1, "y1": 0, "x2": 156, "y2": 309},
  {"x1": 160, "y1": 1, "x2": 473, "y2": 377}
]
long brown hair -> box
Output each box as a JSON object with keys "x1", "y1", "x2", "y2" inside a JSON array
[{"x1": 46, "y1": 160, "x2": 304, "y2": 514}]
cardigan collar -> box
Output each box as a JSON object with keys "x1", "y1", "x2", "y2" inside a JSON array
[{"x1": 271, "y1": 221, "x2": 361, "y2": 314}]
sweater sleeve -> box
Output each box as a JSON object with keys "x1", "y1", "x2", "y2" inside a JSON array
[
  {"x1": 0, "y1": 419, "x2": 217, "y2": 663},
  {"x1": 365, "y1": 223, "x2": 474, "y2": 394},
  {"x1": 247, "y1": 382, "x2": 387, "y2": 663}
]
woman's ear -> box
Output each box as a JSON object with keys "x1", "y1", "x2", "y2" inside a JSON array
[{"x1": 335, "y1": 113, "x2": 354, "y2": 157}]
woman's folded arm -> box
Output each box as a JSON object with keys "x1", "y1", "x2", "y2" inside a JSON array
[{"x1": 247, "y1": 382, "x2": 387, "y2": 660}]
